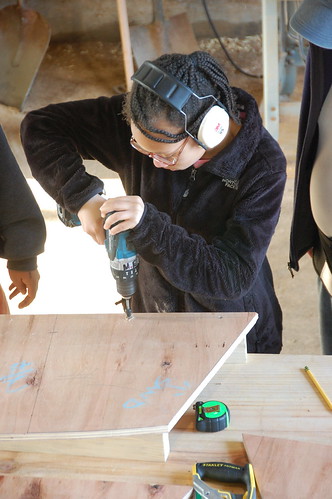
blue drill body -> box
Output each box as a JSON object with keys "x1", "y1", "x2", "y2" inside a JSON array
[{"x1": 104, "y1": 214, "x2": 139, "y2": 319}]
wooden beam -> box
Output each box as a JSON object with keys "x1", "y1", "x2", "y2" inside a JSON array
[{"x1": 116, "y1": 0, "x2": 134, "y2": 91}]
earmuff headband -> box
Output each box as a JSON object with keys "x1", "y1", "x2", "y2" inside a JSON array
[{"x1": 132, "y1": 61, "x2": 193, "y2": 111}]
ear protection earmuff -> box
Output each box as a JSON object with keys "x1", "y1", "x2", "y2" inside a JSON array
[{"x1": 131, "y1": 61, "x2": 229, "y2": 150}]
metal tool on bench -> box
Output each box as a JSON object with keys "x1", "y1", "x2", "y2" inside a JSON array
[{"x1": 192, "y1": 461, "x2": 256, "y2": 499}]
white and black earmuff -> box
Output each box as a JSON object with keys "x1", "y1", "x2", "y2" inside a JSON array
[
  {"x1": 131, "y1": 61, "x2": 229, "y2": 150},
  {"x1": 197, "y1": 105, "x2": 229, "y2": 149}
]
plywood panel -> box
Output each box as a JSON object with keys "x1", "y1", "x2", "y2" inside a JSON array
[
  {"x1": 0, "y1": 312, "x2": 257, "y2": 462},
  {"x1": 243, "y1": 434, "x2": 332, "y2": 498},
  {"x1": 0, "y1": 315, "x2": 55, "y2": 434}
]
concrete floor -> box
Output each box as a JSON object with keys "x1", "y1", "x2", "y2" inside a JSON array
[{"x1": 0, "y1": 40, "x2": 322, "y2": 355}]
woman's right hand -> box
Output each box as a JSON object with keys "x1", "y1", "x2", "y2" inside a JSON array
[{"x1": 77, "y1": 194, "x2": 106, "y2": 244}]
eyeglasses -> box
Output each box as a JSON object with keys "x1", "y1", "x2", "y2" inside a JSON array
[{"x1": 130, "y1": 136, "x2": 189, "y2": 166}]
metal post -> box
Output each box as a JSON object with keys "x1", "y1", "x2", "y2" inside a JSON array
[{"x1": 262, "y1": 0, "x2": 279, "y2": 139}]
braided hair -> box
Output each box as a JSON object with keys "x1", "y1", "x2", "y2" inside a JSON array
[{"x1": 123, "y1": 51, "x2": 240, "y2": 143}]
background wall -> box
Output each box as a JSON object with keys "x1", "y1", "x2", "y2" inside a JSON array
[{"x1": 0, "y1": 0, "x2": 262, "y2": 42}]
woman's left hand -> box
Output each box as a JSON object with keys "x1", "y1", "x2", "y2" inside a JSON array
[
  {"x1": 8, "y1": 269, "x2": 40, "y2": 309},
  {"x1": 100, "y1": 196, "x2": 145, "y2": 235}
]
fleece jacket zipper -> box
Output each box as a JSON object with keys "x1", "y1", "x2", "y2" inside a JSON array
[{"x1": 182, "y1": 166, "x2": 197, "y2": 198}]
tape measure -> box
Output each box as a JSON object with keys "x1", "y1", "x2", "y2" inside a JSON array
[{"x1": 194, "y1": 400, "x2": 230, "y2": 432}]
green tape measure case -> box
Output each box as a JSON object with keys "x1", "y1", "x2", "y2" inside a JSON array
[{"x1": 194, "y1": 400, "x2": 230, "y2": 432}]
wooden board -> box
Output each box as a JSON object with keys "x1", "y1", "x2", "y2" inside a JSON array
[
  {"x1": 0, "y1": 475, "x2": 192, "y2": 498},
  {"x1": 243, "y1": 433, "x2": 332, "y2": 498},
  {"x1": 0, "y1": 354, "x2": 331, "y2": 485},
  {"x1": 0, "y1": 312, "x2": 257, "y2": 462}
]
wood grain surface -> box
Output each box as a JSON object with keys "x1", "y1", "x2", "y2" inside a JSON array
[
  {"x1": 243, "y1": 433, "x2": 332, "y2": 498},
  {"x1": 0, "y1": 312, "x2": 256, "y2": 462},
  {"x1": 0, "y1": 475, "x2": 193, "y2": 498},
  {"x1": 0, "y1": 354, "x2": 331, "y2": 488}
]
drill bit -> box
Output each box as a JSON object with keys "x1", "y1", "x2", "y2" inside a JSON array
[
  {"x1": 115, "y1": 297, "x2": 134, "y2": 320},
  {"x1": 122, "y1": 297, "x2": 134, "y2": 321}
]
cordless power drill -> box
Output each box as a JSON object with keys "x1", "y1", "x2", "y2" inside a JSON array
[
  {"x1": 57, "y1": 205, "x2": 139, "y2": 320},
  {"x1": 104, "y1": 212, "x2": 139, "y2": 320}
]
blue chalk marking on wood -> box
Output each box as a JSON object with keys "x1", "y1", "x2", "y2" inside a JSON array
[
  {"x1": 0, "y1": 361, "x2": 34, "y2": 393},
  {"x1": 123, "y1": 376, "x2": 191, "y2": 408}
]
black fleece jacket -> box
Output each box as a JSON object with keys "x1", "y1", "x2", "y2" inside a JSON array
[
  {"x1": 289, "y1": 45, "x2": 332, "y2": 272},
  {"x1": 21, "y1": 88, "x2": 286, "y2": 352},
  {"x1": 0, "y1": 126, "x2": 45, "y2": 271}
]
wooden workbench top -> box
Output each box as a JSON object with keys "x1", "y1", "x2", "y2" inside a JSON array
[{"x1": 0, "y1": 353, "x2": 331, "y2": 487}]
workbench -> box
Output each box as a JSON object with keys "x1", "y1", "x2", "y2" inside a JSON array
[{"x1": 0, "y1": 350, "x2": 331, "y2": 496}]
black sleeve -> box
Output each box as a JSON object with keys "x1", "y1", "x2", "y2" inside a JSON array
[
  {"x1": 20, "y1": 95, "x2": 130, "y2": 214},
  {"x1": 0, "y1": 126, "x2": 46, "y2": 270}
]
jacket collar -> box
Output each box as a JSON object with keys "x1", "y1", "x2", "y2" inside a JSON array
[{"x1": 203, "y1": 87, "x2": 263, "y2": 180}]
